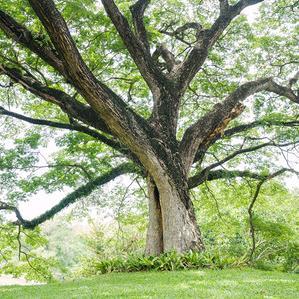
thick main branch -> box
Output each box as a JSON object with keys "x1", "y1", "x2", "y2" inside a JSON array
[
  {"x1": 0, "y1": 64, "x2": 111, "y2": 134},
  {"x1": 101, "y1": 0, "x2": 170, "y2": 94},
  {"x1": 0, "y1": 9, "x2": 67, "y2": 78},
  {"x1": 180, "y1": 78, "x2": 298, "y2": 172},
  {"x1": 194, "y1": 119, "x2": 299, "y2": 164},
  {"x1": 28, "y1": 0, "x2": 160, "y2": 173},
  {"x1": 130, "y1": 0, "x2": 151, "y2": 51},
  {"x1": 176, "y1": 0, "x2": 264, "y2": 93}
]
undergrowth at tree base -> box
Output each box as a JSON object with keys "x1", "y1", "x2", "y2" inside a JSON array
[{"x1": 78, "y1": 250, "x2": 298, "y2": 277}]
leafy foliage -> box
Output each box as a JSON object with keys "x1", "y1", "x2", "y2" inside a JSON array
[
  {"x1": 0, "y1": 225, "x2": 60, "y2": 282},
  {"x1": 0, "y1": 0, "x2": 298, "y2": 280},
  {"x1": 78, "y1": 251, "x2": 243, "y2": 276},
  {"x1": 75, "y1": 178, "x2": 298, "y2": 277}
]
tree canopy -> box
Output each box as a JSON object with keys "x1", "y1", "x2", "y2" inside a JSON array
[{"x1": 0, "y1": 0, "x2": 298, "y2": 258}]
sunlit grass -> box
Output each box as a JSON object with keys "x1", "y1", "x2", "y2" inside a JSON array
[{"x1": 0, "y1": 269, "x2": 298, "y2": 298}]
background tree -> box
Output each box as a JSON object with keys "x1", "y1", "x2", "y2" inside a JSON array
[{"x1": 0, "y1": 0, "x2": 298, "y2": 255}]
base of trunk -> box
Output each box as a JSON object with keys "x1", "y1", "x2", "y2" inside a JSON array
[{"x1": 145, "y1": 176, "x2": 204, "y2": 255}]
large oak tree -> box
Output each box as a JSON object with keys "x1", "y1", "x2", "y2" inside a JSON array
[{"x1": 0, "y1": 0, "x2": 298, "y2": 254}]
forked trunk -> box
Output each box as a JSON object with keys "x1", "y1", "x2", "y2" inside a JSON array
[{"x1": 145, "y1": 175, "x2": 204, "y2": 255}]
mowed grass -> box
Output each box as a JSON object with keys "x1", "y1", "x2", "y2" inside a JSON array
[{"x1": 0, "y1": 269, "x2": 298, "y2": 299}]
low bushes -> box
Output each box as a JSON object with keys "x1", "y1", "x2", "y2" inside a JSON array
[{"x1": 79, "y1": 250, "x2": 248, "y2": 276}]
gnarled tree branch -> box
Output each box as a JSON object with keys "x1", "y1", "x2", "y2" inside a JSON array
[
  {"x1": 180, "y1": 77, "x2": 299, "y2": 171},
  {"x1": 188, "y1": 169, "x2": 265, "y2": 189},
  {"x1": 27, "y1": 0, "x2": 161, "y2": 172},
  {"x1": 193, "y1": 119, "x2": 299, "y2": 164},
  {"x1": 0, "y1": 106, "x2": 131, "y2": 157},
  {"x1": 188, "y1": 140, "x2": 299, "y2": 189},
  {"x1": 0, "y1": 64, "x2": 111, "y2": 134},
  {"x1": 0, "y1": 163, "x2": 139, "y2": 229},
  {"x1": 152, "y1": 43, "x2": 178, "y2": 72},
  {"x1": 159, "y1": 22, "x2": 202, "y2": 46},
  {"x1": 265, "y1": 80, "x2": 299, "y2": 104},
  {"x1": 101, "y1": 0, "x2": 169, "y2": 94},
  {"x1": 130, "y1": 0, "x2": 151, "y2": 52},
  {"x1": 175, "y1": 0, "x2": 264, "y2": 93},
  {"x1": 219, "y1": 0, "x2": 229, "y2": 14},
  {"x1": 0, "y1": 9, "x2": 67, "y2": 78},
  {"x1": 189, "y1": 167, "x2": 298, "y2": 190}
]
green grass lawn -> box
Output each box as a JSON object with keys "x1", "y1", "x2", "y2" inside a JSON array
[{"x1": 0, "y1": 269, "x2": 298, "y2": 298}]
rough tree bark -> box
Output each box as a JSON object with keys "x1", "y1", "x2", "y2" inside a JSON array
[
  {"x1": 157, "y1": 183, "x2": 204, "y2": 253},
  {"x1": 145, "y1": 174, "x2": 204, "y2": 255},
  {"x1": 145, "y1": 177, "x2": 163, "y2": 255},
  {"x1": 0, "y1": 0, "x2": 298, "y2": 255}
]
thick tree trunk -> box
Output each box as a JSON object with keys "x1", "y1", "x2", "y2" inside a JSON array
[
  {"x1": 145, "y1": 176, "x2": 163, "y2": 255},
  {"x1": 161, "y1": 190, "x2": 204, "y2": 253},
  {"x1": 145, "y1": 174, "x2": 204, "y2": 255}
]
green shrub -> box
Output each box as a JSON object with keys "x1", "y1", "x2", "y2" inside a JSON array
[
  {"x1": 283, "y1": 242, "x2": 299, "y2": 273},
  {"x1": 78, "y1": 250, "x2": 249, "y2": 276}
]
